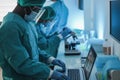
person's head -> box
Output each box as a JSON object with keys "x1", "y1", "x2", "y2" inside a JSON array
[
  {"x1": 37, "y1": 6, "x2": 56, "y2": 36},
  {"x1": 37, "y1": 6, "x2": 56, "y2": 24},
  {"x1": 18, "y1": 0, "x2": 46, "y2": 7},
  {"x1": 17, "y1": 0, "x2": 46, "y2": 21}
]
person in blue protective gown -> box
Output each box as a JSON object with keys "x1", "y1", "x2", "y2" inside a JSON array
[
  {"x1": 34, "y1": 6, "x2": 61, "y2": 58},
  {"x1": 47, "y1": 0, "x2": 69, "y2": 36},
  {"x1": 0, "y1": 0, "x2": 70, "y2": 80},
  {"x1": 31, "y1": 6, "x2": 76, "y2": 58}
]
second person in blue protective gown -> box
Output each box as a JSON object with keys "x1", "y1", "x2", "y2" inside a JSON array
[
  {"x1": 48, "y1": 0, "x2": 69, "y2": 36},
  {"x1": 28, "y1": 6, "x2": 61, "y2": 58}
]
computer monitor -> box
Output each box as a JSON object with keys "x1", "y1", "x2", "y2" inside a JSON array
[{"x1": 84, "y1": 46, "x2": 97, "y2": 80}]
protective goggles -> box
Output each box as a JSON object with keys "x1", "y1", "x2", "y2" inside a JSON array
[{"x1": 33, "y1": 7, "x2": 46, "y2": 24}]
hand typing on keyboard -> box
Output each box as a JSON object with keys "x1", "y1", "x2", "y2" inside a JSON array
[
  {"x1": 50, "y1": 70, "x2": 70, "y2": 80},
  {"x1": 52, "y1": 59, "x2": 66, "y2": 73}
]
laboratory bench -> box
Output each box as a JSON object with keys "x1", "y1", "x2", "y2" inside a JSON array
[{"x1": 55, "y1": 41, "x2": 102, "y2": 80}]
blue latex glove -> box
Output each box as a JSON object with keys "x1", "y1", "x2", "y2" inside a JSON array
[
  {"x1": 60, "y1": 27, "x2": 72, "y2": 39},
  {"x1": 52, "y1": 59, "x2": 66, "y2": 73},
  {"x1": 51, "y1": 70, "x2": 70, "y2": 80}
]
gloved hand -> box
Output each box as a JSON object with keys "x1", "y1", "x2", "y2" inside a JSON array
[
  {"x1": 52, "y1": 59, "x2": 66, "y2": 73},
  {"x1": 51, "y1": 70, "x2": 70, "y2": 80},
  {"x1": 60, "y1": 27, "x2": 72, "y2": 39}
]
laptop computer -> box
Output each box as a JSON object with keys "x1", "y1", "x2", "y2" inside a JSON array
[{"x1": 67, "y1": 45, "x2": 97, "y2": 80}]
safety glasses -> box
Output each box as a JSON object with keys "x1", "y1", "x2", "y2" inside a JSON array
[{"x1": 34, "y1": 7, "x2": 46, "y2": 24}]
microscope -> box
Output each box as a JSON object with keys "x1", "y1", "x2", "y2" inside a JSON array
[{"x1": 65, "y1": 36, "x2": 81, "y2": 55}]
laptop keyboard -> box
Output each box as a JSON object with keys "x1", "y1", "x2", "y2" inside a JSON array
[{"x1": 68, "y1": 69, "x2": 81, "y2": 80}]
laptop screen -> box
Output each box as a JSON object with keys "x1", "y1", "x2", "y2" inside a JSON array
[{"x1": 84, "y1": 46, "x2": 97, "y2": 80}]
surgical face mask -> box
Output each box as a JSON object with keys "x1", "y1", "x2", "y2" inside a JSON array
[
  {"x1": 37, "y1": 22, "x2": 52, "y2": 36},
  {"x1": 39, "y1": 22, "x2": 51, "y2": 36},
  {"x1": 44, "y1": 21, "x2": 51, "y2": 27},
  {"x1": 39, "y1": 23, "x2": 47, "y2": 35},
  {"x1": 24, "y1": 7, "x2": 46, "y2": 23},
  {"x1": 41, "y1": 19, "x2": 57, "y2": 36},
  {"x1": 24, "y1": 11, "x2": 38, "y2": 22}
]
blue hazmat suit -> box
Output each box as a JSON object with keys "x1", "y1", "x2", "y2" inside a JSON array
[
  {"x1": 49, "y1": 0, "x2": 69, "y2": 35},
  {"x1": 0, "y1": 12, "x2": 52, "y2": 80},
  {"x1": 30, "y1": 22, "x2": 61, "y2": 58}
]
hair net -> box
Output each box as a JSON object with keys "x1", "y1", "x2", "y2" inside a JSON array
[
  {"x1": 40, "y1": 6, "x2": 56, "y2": 21},
  {"x1": 18, "y1": 0, "x2": 46, "y2": 7}
]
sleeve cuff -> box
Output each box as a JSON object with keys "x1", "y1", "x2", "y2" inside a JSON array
[
  {"x1": 57, "y1": 34, "x2": 63, "y2": 40},
  {"x1": 48, "y1": 57, "x2": 55, "y2": 64},
  {"x1": 48, "y1": 69, "x2": 54, "y2": 79}
]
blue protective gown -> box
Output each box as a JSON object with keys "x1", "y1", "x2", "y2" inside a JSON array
[
  {"x1": 0, "y1": 12, "x2": 51, "y2": 80},
  {"x1": 49, "y1": 0, "x2": 69, "y2": 35},
  {"x1": 35, "y1": 23, "x2": 61, "y2": 58}
]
